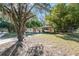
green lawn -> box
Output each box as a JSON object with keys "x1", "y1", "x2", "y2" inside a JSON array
[{"x1": 32, "y1": 33, "x2": 79, "y2": 48}]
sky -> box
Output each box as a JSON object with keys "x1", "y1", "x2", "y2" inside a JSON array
[{"x1": 36, "y1": 3, "x2": 56, "y2": 22}]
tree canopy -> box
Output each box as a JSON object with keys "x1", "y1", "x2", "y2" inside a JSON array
[
  {"x1": 0, "y1": 18, "x2": 15, "y2": 32},
  {"x1": 46, "y1": 3, "x2": 79, "y2": 33}
]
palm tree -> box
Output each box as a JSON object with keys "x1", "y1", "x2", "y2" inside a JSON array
[{"x1": 0, "y1": 3, "x2": 51, "y2": 56}]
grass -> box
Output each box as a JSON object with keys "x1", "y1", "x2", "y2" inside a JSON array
[
  {"x1": 56, "y1": 33, "x2": 79, "y2": 42},
  {"x1": 1, "y1": 32, "x2": 42, "y2": 39},
  {"x1": 1, "y1": 33, "x2": 79, "y2": 55},
  {"x1": 1, "y1": 32, "x2": 17, "y2": 39},
  {"x1": 32, "y1": 34, "x2": 79, "y2": 55},
  {"x1": 32, "y1": 33, "x2": 79, "y2": 47},
  {"x1": 1, "y1": 32, "x2": 79, "y2": 48}
]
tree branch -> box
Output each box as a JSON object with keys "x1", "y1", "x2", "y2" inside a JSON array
[
  {"x1": 24, "y1": 15, "x2": 35, "y2": 24},
  {"x1": 24, "y1": 4, "x2": 35, "y2": 18}
]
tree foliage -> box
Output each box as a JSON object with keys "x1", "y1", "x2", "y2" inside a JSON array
[
  {"x1": 26, "y1": 17, "x2": 43, "y2": 28},
  {"x1": 46, "y1": 3, "x2": 79, "y2": 33},
  {"x1": 0, "y1": 18, "x2": 15, "y2": 32}
]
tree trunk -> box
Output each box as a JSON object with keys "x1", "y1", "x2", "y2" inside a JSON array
[
  {"x1": 17, "y1": 32, "x2": 24, "y2": 42},
  {"x1": 16, "y1": 23, "x2": 26, "y2": 42}
]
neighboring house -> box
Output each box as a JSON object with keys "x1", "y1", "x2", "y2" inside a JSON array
[
  {"x1": 25, "y1": 28, "x2": 42, "y2": 33},
  {"x1": 25, "y1": 25, "x2": 54, "y2": 33}
]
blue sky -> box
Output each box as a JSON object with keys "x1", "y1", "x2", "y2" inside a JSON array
[{"x1": 36, "y1": 3, "x2": 56, "y2": 22}]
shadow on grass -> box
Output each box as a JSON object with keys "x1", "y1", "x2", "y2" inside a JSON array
[
  {"x1": 0, "y1": 32, "x2": 17, "y2": 39},
  {"x1": 56, "y1": 33, "x2": 79, "y2": 42},
  {"x1": 0, "y1": 32, "x2": 58, "y2": 39},
  {"x1": 1, "y1": 32, "x2": 41, "y2": 39}
]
